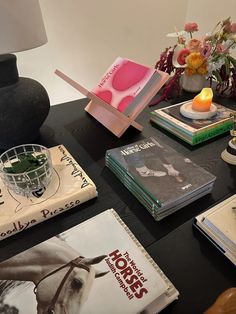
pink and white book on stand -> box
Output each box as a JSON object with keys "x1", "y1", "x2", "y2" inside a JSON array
[{"x1": 55, "y1": 57, "x2": 169, "y2": 137}]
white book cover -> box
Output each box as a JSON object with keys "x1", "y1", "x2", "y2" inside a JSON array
[
  {"x1": 195, "y1": 194, "x2": 236, "y2": 264},
  {"x1": 0, "y1": 209, "x2": 179, "y2": 314},
  {"x1": 0, "y1": 145, "x2": 97, "y2": 241}
]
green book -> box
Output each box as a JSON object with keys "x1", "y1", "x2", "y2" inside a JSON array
[
  {"x1": 106, "y1": 137, "x2": 216, "y2": 220},
  {"x1": 151, "y1": 101, "x2": 234, "y2": 145}
]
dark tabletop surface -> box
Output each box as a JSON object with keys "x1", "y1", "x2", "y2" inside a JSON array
[{"x1": 0, "y1": 92, "x2": 235, "y2": 314}]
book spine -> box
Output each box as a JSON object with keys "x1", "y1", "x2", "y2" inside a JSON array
[
  {"x1": 151, "y1": 109, "x2": 196, "y2": 133},
  {"x1": 150, "y1": 116, "x2": 193, "y2": 145},
  {"x1": 151, "y1": 116, "x2": 233, "y2": 145},
  {"x1": 192, "y1": 121, "x2": 233, "y2": 145},
  {"x1": 0, "y1": 185, "x2": 97, "y2": 241}
]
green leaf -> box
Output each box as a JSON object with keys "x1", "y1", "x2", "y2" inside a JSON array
[
  {"x1": 227, "y1": 55, "x2": 236, "y2": 68},
  {"x1": 213, "y1": 70, "x2": 222, "y2": 83},
  {"x1": 224, "y1": 56, "x2": 230, "y2": 76}
]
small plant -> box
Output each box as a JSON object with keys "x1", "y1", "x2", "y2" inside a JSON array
[
  {"x1": 0, "y1": 145, "x2": 52, "y2": 196},
  {"x1": 3, "y1": 153, "x2": 47, "y2": 174}
]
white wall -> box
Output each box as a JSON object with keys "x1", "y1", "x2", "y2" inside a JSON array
[
  {"x1": 186, "y1": 0, "x2": 236, "y2": 35},
  {"x1": 16, "y1": 0, "x2": 236, "y2": 106},
  {"x1": 15, "y1": 0, "x2": 188, "y2": 106}
]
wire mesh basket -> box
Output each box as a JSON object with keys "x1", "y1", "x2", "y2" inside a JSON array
[{"x1": 0, "y1": 144, "x2": 53, "y2": 196}]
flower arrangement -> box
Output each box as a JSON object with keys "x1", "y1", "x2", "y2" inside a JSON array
[{"x1": 153, "y1": 17, "x2": 236, "y2": 105}]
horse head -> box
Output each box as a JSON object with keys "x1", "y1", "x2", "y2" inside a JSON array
[{"x1": 35, "y1": 255, "x2": 109, "y2": 314}]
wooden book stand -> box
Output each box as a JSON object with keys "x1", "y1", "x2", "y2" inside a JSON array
[{"x1": 55, "y1": 69, "x2": 168, "y2": 137}]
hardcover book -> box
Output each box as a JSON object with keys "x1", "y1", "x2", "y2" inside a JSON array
[
  {"x1": 0, "y1": 209, "x2": 179, "y2": 314},
  {"x1": 106, "y1": 137, "x2": 216, "y2": 220},
  {"x1": 55, "y1": 58, "x2": 168, "y2": 137},
  {"x1": 151, "y1": 102, "x2": 234, "y2": 145},
  {"x1": 0, "y1": 145, "x2": 97, "y2": 241},
  {"x1": 194, "y1": 194, "x2": 236, "y2": 265},
  {"x1": 91, "y1": 56, "x2": 168, "y2": 116}
]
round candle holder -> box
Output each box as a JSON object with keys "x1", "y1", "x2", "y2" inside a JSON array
[
  {"x1": 0, "y1": 144, "x2": 53, "y2": 196},
  {"x1": 180, "y1": 101, "x2": 218, "y2": 120}
]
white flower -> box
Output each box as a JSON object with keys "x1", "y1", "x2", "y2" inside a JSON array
[
  {"x1": 166, "y1": 30, "x2": 186, "y2": 38},
  {"x1": 207, "y1": 56, "x2": 226, "y2": 77}
]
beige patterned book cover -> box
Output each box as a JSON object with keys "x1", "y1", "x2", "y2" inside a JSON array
[
  {"x1": 201, "y1": 195, "x2": 236, "y2": 252},
  {"x1": 0, "y1": 145, "x2": 97, "y2": 241}
]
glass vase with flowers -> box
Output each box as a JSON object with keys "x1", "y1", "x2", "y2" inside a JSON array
[{"x1": 152, "y1": 17, "x2": 236, "y2": 105}]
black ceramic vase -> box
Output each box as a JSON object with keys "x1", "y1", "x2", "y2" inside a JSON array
[{"x1": 0, "y1": 54, "x2": 50, "y2": 150}]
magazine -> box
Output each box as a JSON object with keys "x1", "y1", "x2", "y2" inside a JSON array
[
  {"x1": 92, "y1": 57, "x2": 169, "y2": 116},
  {"x1": 0, "y1": 145, "x2": 97, "y2": 241},
  {"x1": 106, "y1": 137, "x2": 216, "y2": 220},
  {"x1": 194, "y1": 194, "x2": 236, "y2": 265},
  {"x1": 0, "y1": 209, "x2": 179, "y2": 313},
  {"x1": 106, "y1": 156, "x2": 215, "y2": 220},
  {"x1": 151, "y1": 102, "x2": 233, "y2": 145},
  {"x1": 55, "y1": 58, "x2": 169, "y2": 137}
]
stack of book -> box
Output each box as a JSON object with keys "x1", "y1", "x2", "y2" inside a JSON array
[
  {"x1": 105, "y1": 137, "x2": 216, "y2": 220},
  {"x1": 0, "y1": 145, "x2": 97, "y2": 241},
  {"x1": 194, "y1": 194, "x2": 236, "y2": 265},
  {"x1": 150, "y1": 101, "x2": 233, "y2": 145}
]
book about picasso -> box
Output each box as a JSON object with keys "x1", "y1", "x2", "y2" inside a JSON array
[{"x1": 0, "y1": 145, "x2": 97, "y2": 241}]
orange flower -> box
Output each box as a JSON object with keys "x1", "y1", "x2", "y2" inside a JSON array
[
  {"x1": 187, "y1": 39, "x2": 202, "y2": 52},
  {"x1": 197, "y1": 62, "x2": 208, "y2": 75},
  {"x1": 185, "y1": 67, "x2": 197, "y2": 75},
  {"x1": 186, "y1": 52, "x2": 205, "y2": 69}
]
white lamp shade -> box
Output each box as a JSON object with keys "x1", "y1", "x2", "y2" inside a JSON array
[{"x1": 0, "y1": 0, "x2": 47, "y2": 54}]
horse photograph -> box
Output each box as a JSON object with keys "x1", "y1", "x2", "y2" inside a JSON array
[
  {"x1": 0, "y1": 233, "x2": 109, "y2": 314},
  {"x1": 0, "y1": 209, "x2": 172, "y2": 314}
]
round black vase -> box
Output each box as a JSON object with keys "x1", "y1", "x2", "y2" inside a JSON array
[{"x1": 0, "y1": 54, "x2": 50, "y2": 150}]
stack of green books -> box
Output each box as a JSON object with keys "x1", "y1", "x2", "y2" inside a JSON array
[
  {"x1": 150, "y1": 102, "x2": 233, "y2": 145},
  {"x1": 106, "y1": 137, "x2": 216, "y2": 220}
]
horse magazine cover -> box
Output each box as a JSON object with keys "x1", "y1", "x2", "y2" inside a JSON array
[
  {"x1": 105, "y1": 137, "x2": 216, "y2": 219},
  {"x1": 0, "y1": 209, "x2": 179, "y2": 314},
  {"x1": 0, "y1": 145, "x2": 97, "y2": 241}
]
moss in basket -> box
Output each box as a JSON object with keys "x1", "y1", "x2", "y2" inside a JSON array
[{"x1": 3, "y1": 153, "x2": 49, "y2": 191}]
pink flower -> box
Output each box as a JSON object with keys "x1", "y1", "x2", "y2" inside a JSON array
[
  {"x1": 200, "y1": 43, "x2": 212, "y2": 58},
  {"x1": 177, "y1": 48, "x2": 190, "y2": 65},
  {"x1": 184, "y1": 23, "x2": 198, "y2": 33},
  {"x1": 216, "y1": 44, "x2": 224, "y2": 53},
  {"x1": 230, "y1": 23, "x2": 236, "y2": 33},
  {"x1": 187, "y1": 39, "x2": 202, "y2": 52}
]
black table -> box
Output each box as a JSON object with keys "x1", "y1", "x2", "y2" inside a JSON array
[{"x1": 0, "y1": 95, "x2": 235, "y2": 314}]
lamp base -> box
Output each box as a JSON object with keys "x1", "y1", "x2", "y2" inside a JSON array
[{"x1": 0, "y1": 54, "x2": 50, "y2": 150}]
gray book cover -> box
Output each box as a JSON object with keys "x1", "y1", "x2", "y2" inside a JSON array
[{"x1": 106, "y1": 137, "x2": 216, "y2": 208}]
